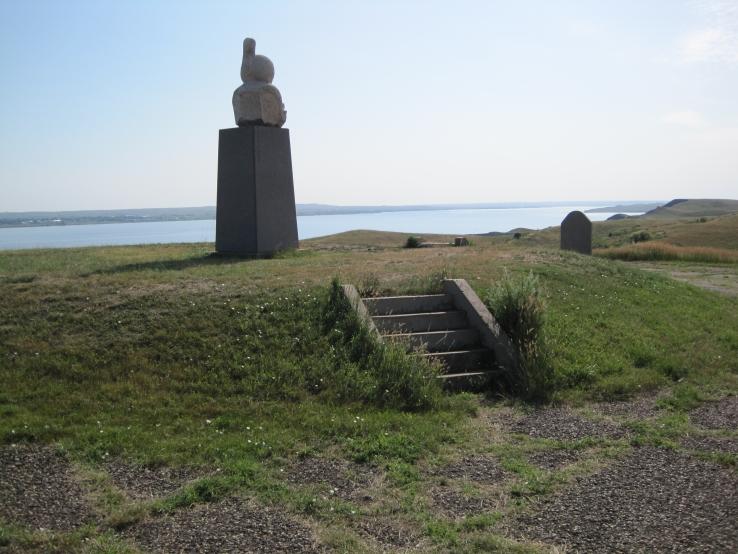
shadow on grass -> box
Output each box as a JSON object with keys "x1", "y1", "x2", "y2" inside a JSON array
[{"x1": 83, "y1": 253, "x2": 262, "y2": 276}]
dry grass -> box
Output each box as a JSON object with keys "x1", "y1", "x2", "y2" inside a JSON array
[{"x1": 594, "y1": 242, "x2": 738, "y2": 264}]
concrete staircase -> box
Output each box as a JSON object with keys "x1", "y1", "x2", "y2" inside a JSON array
[
  {"x1": 342, "y1": 279, "x2": 517, "y2": 390},
  {"x1": 362, "y1": 292, "x2": 496, "y2": 389}
]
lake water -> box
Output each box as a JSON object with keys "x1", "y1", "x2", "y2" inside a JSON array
[{"x1": 0, "y1": 206, "x2": 640, "y2": 250}]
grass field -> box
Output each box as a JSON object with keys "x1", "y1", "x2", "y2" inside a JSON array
[{"x1": 1, "y1": 224, "x2": 737, "y2": 552}]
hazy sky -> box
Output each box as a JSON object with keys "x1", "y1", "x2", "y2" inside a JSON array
[{"x1": 1, "y1": 0, "x2": 737, "y2": 211}]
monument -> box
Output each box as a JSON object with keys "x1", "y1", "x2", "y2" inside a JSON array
[
  {"x1": 215, "y1": 38, "x2": 298, "y2": 256},
  {"x1": 560, "y1": 211, "x2": 592, "y2": 255}
]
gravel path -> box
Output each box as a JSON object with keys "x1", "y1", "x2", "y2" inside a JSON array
[
  {"x1": 126, "y1": 497, "x2": 322, "y2": 553},
  {"x1": 681, "y1": 435, "x2": 738, "y2": 455},
  {"x1": 284, "y1": 456, "x2": 378, "y2": 502},
  {"x1": 0, "y1": 444, "x2": 94, "y2": 531},
  {"x1": 690, "y1": 396, "x2": 738, "y2": 429},
  {"x1": 104, "y1": 460, "x2": 206, "y2": 500},
  {"x1": 513, "y1": 446, "x2": 738, "y2": 553},
  {"x1": 510, "y1": 407, "x2": 627, "y2": 441},
  {"x1": 528, "y1": 449, "x2": 582, "y2": 470}
]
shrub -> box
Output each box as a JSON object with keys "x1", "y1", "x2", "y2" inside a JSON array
[
  {"x1": 483, "y1": 271, "x2": 552, "y2": 401},
  {"x1": 405, "y1": 236, "x2": 422, "y2": 248},
  {"x1": 630, "y1": 231, "x2": 652, "y2": 243},
  {"x1": 322, "y1": 279, "x2": 442, "y2": 410},
  {"x1": 513, "y1": 232, "x2": 522, "y2": 239}
]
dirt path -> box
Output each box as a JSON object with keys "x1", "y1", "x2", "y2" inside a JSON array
[{"x1": 634, "y1": 262, "x2": 738, "y2": 296}]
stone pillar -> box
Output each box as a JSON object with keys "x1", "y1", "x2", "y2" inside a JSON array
[
  {"x1": 560, "y1": 210, "x2": 592, "y2": 255},
  {"x1": 215, "y1": 125, "x2": 298, "y2": 255}
]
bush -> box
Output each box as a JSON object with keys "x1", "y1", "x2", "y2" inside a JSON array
[
  {"x1": 405, "y1": 236, "x2": 422, "y2": 248},
  {"x1": 322, "y1": 279, "x2": 442, "y2": 411},
  {"x1": 630, "y1": 231, "x2": 652, "y2": 243},
  {"x1": 483, "y1": 271, "x2": 552, "y2": 401}
]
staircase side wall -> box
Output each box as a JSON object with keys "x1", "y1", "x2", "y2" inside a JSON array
[
  {"x1": 442, "y1": 279, "x2": 518, "y2": 371},
  {"x1": 340, "y1": 285, "x2": 381, "y2": 339}
]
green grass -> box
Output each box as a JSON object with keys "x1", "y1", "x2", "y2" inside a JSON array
[{"x1": 1, "y1": 233, "x2": 737, "y2": 551}]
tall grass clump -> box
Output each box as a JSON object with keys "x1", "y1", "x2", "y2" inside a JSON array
[
  {"x1": 594, "y1": 243, "x2": 738, "y2": 263},
  {"x1": 321, "y1": 279, "x2": 442, "y2": 410},
  {"x1": 483, "y1": 271, "x2": 552, "y2": 401}
]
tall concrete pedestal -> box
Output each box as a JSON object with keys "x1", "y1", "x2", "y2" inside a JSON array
[{"x1": 215, "y1": 126, "x2": 298, "y2": 255}]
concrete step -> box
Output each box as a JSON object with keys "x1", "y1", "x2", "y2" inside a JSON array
[
  {"x1": 385, "y1": 328, "x2": 479, "y2": 352},
  {"x1": 363, "y1": 294, "x2": 454, "y2": 316},
  {"x1": 372, "y1": 310, "x2": 468, "y2": 333},
  {"x1": 437, "y1": 371, "x2": 495, "y2": 391},
  {"x1": 423, "y1": 348, "x2": 490, "y2": 372}
]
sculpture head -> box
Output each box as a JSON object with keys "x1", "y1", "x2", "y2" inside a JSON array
[{"x1": 240, "y1": 38, "x2": 275, "y2": 83}]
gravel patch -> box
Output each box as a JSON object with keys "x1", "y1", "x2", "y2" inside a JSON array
[
  {"x1": 528, "y1": 449, "x2": 582, "y2": 470},
  {"x1": 430, "y1": 486, "x2": 498, "y2": 519},
  {"x1": 284, "y1": 457, "x2": 377, "y2": 501},
  {"x1": 690, "y1": 396, "x2": 738, "y2": 430},
  {"x1": 0, "y1": 444, "x2": 94, "y2": 531},
  {"x1": 514, "y1": 446, "x2": 738, "y2": 553},
  {"x1": 432, "y1": 454, "x2": 505, "y2": 484},
  {"x1": 681, "y1": 435, "x2": 738, "y2": 455},
  {"x1": 354, "y1": 517, "x2": 424, "y2": 551},
  {"x1": 104, "y1": 460, "x2": 206, "y2": 500},
  {"x1": 127, "y1": 497, "x2": 322, "y2": 553},
  {"x1": 510, "y1": 407, "x2": 627, "y2": 441}
]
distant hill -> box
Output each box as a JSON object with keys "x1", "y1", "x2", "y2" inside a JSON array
[
  {"x1": 642, "y1": 199, "x2": 738, "y2": 218},
  {"x1": 586, "y1": 202, "x2": 663, "y2": 214}
]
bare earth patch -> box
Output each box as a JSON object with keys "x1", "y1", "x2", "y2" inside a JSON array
[
  {"x1": 690, "y1": 396, "x2": 738, "y2": 430},
  {"x1": 127, "y1": 497, "x2": 322, "y2": 553},
  {"x1": 510, "y1": 407, "x2": 627, "y2": 441},
  {"x1": 284, "y1": 456, "x2": 378, "y2": 502},
  {"x1": 513, "y1": 446, "x2": 738, "y2": 553},
  {"x1": 104, "y1": 460, "x2": 207, "y2": 500},
  {"x1": 0, "y1": 444, "x2": 94, "y2": 531},
  {"x1": 590, "y1": 394, "x2": 662, "y2": 420},
  {"x1": 430, "y1": 486, "x2": 499, "y2": 519},
  {"x1": 432, "y1": 454, "x2": 505, "y2": 484}
]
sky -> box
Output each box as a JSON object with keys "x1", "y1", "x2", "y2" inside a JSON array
[{"x1": 1, "y1": 0, "x2": 737, "y2": 211}]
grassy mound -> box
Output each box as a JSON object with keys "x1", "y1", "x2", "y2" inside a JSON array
[{"x1": 1, "y1": 234, "x2": 737, "y2": 551}]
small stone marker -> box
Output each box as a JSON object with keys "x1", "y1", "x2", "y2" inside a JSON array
[
  {"x1": 215, "y1": 38, "x2": 298, "y2": 256},
  {"x1": 560, "y1": 211, "x2": 592, "y2": 255}
]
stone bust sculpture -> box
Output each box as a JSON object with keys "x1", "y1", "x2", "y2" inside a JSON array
[{"x1": 232, "y1": 38, "x2": 286, "y2": 128}]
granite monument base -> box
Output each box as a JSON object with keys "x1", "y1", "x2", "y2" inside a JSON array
[{"x1": 216, "y1": 126, "x2": 298, "y2": 256}]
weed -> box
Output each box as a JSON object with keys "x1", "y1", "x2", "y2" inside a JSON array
[{"x1": 483, "y1": 271, "x2": 553, "y2": 401}]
